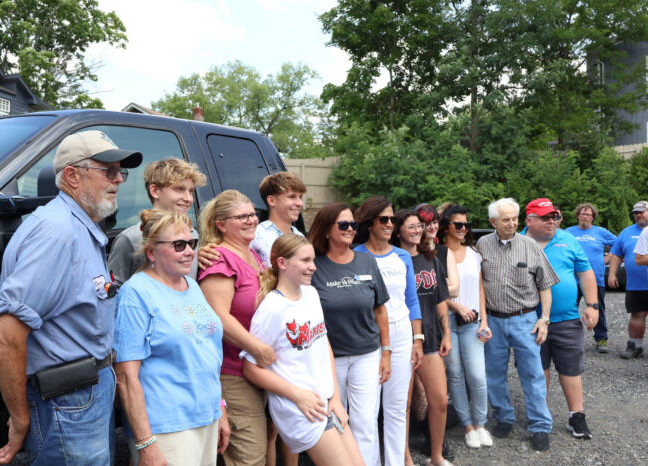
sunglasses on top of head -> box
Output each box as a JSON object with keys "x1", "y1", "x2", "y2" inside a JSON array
[
  {"x1": 376, "y1": 216, "x2": 396, "y2": 225},
  {"x1": 337, "y1": 221, "x2": 359, "y2": 231},
  {"x1": 452, "y1": 221, "x2": 472, "y2": 230},
  {"x1": 156, "y1": 239, "x2": 199, "y2": 252}
]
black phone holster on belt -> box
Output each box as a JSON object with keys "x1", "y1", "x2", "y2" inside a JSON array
[{"x1": 34, "y1": 358, "x2": 99, "y2": 400}]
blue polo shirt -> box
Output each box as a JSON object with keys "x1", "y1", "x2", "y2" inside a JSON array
[
  {"x1": 610, "y1": 224, "x2": 648, "y2": 291},
  {"x1": 0, "y1": 192, "x2": 115, "y2": 374},
  {"x1": 523, "y1": 229, "x2": 591, "y2": 322},
  {"x1": 565, "y1": 225, "x2": 616, "y2": 287}
]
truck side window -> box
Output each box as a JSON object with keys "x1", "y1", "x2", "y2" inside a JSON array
[
  {"x1": 207, "y1": 134, "x2": 268, "y2": 209},
  {"x1": 16, "y1": 125, "x2": 190, "y2": 230}
]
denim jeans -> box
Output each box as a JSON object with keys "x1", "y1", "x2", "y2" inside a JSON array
[
  {"x1": 445, "y1": 314, "x2": 488, "y2": 427},
  {"x1": 484, "y1": 311, "x2": 552, "y2": 433},
  {"x1": 24, "y1": 365, "x2": 116, "y2": 465}
]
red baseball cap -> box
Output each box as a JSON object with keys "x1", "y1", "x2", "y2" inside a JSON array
[{"x1": 526, "y1": 198, "x2": 558, "y2": 216}]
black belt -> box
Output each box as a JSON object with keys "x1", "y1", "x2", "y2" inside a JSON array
[
  {"x1": 27, "y1": 350, "x2": 116, "y2": 387},
  {"x1": 487, "y1": 308, "x2": 535, "y2": 319}
]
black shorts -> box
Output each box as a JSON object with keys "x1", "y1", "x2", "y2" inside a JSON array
[
  {"x1": 625, "y1": 290, "x2": 648, "y2": 314},
  {"x1": 540, "y1": 318, "x2": 584, "y2": 376}
]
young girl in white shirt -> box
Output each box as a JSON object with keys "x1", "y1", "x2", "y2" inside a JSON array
[{"x1": 241, "y1": 233, "x2": 364, "y2": 466}]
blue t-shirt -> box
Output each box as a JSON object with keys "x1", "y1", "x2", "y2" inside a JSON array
[
  {"x1": 565, "y1": 225, "x2": 616, "y2": 287},
  {"x1": 523, "y1": 229, "x2": 591, "y2": 322},
  {"x1": 610, "y1": 224, "x2": 648, "y2": 291},
  {"x1": 114, "y1": 272, "x2": 223, "y2": 435}
]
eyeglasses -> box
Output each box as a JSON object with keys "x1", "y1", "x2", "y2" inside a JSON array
[
  {"x1": 404, "y1": 223, "x2": 425, "y2": 231},
  {"x1": 452, "y1": 222, "x2": 472, "y2": 230},
  {"x1": 156, "y1": 239, "x2": 198, "y2": 252},
  {"x1": 74, "y1": 165, "x2": 129, "y2": 181},
  {"x1": 529, "y1": 214, "x2": 560, "y2": 222},
  {"x1": 337, "y1": 221, "x2": 359, "y2": 231},
  {"x1": 376, "y1": 216, "x2": 396, "y2": 225},
  {"x1": 578, "y1": 213, "x2": 593, "y2": 217},
  {"x1": 225, "y1": 212, "x2": 258, "y2": 222}
]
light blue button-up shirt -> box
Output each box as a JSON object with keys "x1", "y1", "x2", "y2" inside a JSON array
[
  {"x1": 0, "y1": 192, "x2": 115, "y2": 374},
  {"x1": 250, "y1": 220, "x2": 303, "y2": 267}
]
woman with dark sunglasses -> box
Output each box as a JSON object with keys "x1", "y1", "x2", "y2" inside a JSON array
[
  {"x1": 114, "y1": 209, "x2": 228, "y2": 465},
  {"x1": 308, "y1": 203, "x2": 391, "y2": 466},
  {"x1": 438, "y1": 205, "x2": 493, "y2": 450},
  {"x1": 393, "y1": 209, "x2": 453, "y2": 466},
  {"x1": 354, "y1": 196, "x2": 423, "y2": 466}
]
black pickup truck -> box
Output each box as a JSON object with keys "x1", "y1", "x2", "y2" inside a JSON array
[
  {"x1": 0, "y1": 109, "x2": 299, "y2": 257},
  {"x1": 0, "y1": 109, "x2": 296, "y2": 448}
]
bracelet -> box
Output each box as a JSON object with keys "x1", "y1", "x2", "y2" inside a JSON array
[
  {"x1": 221, "y1": 398, "x2": 227, "y2": 408},
  {"x1": 135, "y1": 435, "x2": 158, "y2": 451},
  {"x1": 381, "y1": 345, "x2": 392, "y2": 352},
  {"x1": 413, "y1": 334, "x2": 425, "y2": 342}
]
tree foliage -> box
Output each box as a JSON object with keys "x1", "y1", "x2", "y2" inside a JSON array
[
  {"x1": 153, "y1": 61, "x2": 334, "y2": 159},
  {"x1": 0, "y1": 0, "x2": 128, "y2": 108},
  {"x1": 322, "y1": 0, "x2": 648, "y2": 231}
]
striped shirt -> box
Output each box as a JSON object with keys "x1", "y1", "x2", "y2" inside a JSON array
[{"x1": 476, "y1": 232, "x2": 559, "y2": 314}]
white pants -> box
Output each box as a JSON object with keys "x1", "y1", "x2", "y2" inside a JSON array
[
  {"x1": 335, "y1": 348, "x2": 381, "y2": 466},
  {"x1": 374, "y1": 317, "x2": 413, "y2": 466}
]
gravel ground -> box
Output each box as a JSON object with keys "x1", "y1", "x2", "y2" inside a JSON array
[
  {"x1": 11, "y1": 291, "x2": 647, "y2": 465},
  {"x1": 408, "y1": 290, "x2": 648, "y2": 466}
]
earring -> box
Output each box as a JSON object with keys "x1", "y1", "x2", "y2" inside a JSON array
[{"x1": 151, "y1": 262, "x2": 155, "y2": 269}]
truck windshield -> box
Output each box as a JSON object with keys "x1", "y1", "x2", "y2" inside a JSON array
[{"x1": 0, "y1": 115, "x2": 56, "y2": 162}]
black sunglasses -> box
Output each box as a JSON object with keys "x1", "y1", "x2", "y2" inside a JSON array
[
  {"x1": 376, "y1": 216, "x2": 396, "y2": 225},
  {"x1": 157, "y1": 239, "x2": 198, "y2": 252},
  {"x1": 337, "y1": 221, "x2": 359, "y2": 231},
  {"x1": 529, "y1": 214, "x2": 560, "y2": 222},
  {"x1": 452, "y1": 221, "x2": 472, "y2": 230}
]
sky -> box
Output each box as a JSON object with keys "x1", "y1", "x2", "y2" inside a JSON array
[{"x1": 86, "y1": 0, "x2": 351, "y2": 111}]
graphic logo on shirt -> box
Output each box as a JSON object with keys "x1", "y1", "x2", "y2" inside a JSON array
[
  {"x1": 326, "y1": 276, "x2": 361, "y2": 288},
  {"x1": 415, "y1": 269, "x2": 438, "y2": 290},
  {"x1": 285, "y1": 319, "x2": 326, "y2": 350}
]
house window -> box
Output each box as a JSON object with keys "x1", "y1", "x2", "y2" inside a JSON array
[
  {"x1": 0, "y1": 98, "x2": 10, "y2": 116},
  {"x1": 594, "y1": 61, "x2": 605, "y2": 85}
]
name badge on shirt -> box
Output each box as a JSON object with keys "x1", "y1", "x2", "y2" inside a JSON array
[{"x1": 354, "y1": 274, "x2": 372, "y2": 281}]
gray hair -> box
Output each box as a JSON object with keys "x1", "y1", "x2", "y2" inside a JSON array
[
  {"x1": 488, "y1": 198, "x2": 520, "y2": 220},
  {"x1": 54, "y1": 158, "x2": 92, "y2": 188}
]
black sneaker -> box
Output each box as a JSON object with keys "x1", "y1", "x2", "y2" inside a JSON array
[
  {"x1": 493, "y1": 421, "x2": 513, "y2": 438},
  {"x1": 530, "y1": 432, "x2": 550, "y2": 451},
  {"x1": 566, "y1": 412, "x2": 592, "y2": 439},
  {"x1": 620, "y1": 341, "x2": 644, "y2": 359}
]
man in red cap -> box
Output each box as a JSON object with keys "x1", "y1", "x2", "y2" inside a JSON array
[{"x1": 523, "y1": 198, "x2": 599, "y2": 441}]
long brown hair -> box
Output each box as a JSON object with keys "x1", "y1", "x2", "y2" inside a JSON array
[
  {"x1": 392, "y1": 209, "x2": 437, "y2": 259},
  {"x1": 308, "y1": 203, "x2": 353, "y2": 255},
  {"x1": 354, "y1": 196, "x2": 392, "y2": 244}
]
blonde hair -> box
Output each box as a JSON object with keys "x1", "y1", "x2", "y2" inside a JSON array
[
  {"x1": 144, "y1": 158, "x2": 207, "y2": 203},
  {"x1": 138, "y1": 209, "x2": 193, "y2": 269},
  {"x1": 257, "y1": 233, "x2": 310, "y2": 304},
  {"x1": 199, "y1": 189, "x2": 252, "y2": 246}
]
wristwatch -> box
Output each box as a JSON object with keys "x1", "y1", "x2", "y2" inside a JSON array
[
  {"x1": 539, "y1": 317, "x2": 550, "y2": 325},
  {"x1": 413, "y1": 334, "x2": 425, "y2": 342},
  {"x1": 586, "y1": 303, "x2": 600, "y2": 310}
]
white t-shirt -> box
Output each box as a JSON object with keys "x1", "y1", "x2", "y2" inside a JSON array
[
  {"x1": 365, "y1": 249, "x2": 409, "y2": 322},
  {"x1": 453, "y1": 247, "x2": 482, "y2": 313},
  {"x1": 634, "y1": 226, "x2": 648, "y2": 255},
  {"x1": 241, "y1": 285, "x2": 334, "y2": 453}
]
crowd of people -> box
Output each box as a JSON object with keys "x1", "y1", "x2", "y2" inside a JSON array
[{"x1": 0, "y1": 129, "x2": 646, "y2": 466}]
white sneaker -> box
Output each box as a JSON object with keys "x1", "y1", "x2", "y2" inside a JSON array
[
  {"x1": 476, "y1": 427, "x2": 493, "y2": 447},
  {"x1": 425, "y1": 459, "x2": 454, "y2": 466},
  {"x1": 465, "y1": 429, "x2": 481, "y2": 448}
]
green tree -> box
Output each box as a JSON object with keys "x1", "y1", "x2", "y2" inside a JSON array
[
  {"x1": 0, "y1": 0, "x2": 128, "y2": 108},
  {"x1": 153, "y1": 61, "x2": 333, "y2": 159}
]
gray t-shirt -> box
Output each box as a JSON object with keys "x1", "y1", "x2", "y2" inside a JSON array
[
  {"x1": 312, "y1": 251, "x2": 389, "y2": 357},
  {"x1": 108, "y1": 223, "x2": 199, "y2": 285}
]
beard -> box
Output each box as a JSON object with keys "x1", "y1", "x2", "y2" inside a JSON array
[{"x1": 79, "y1": 188, "x2": 117, "y2": 221}]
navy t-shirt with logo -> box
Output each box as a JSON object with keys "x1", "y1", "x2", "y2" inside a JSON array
[{"x1": 312, "y1": 252, "x2": 390, "y2": 357}]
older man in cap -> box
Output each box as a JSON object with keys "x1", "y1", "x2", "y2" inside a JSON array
[
  {"x1": 609, "y1": 200, "x2": 648, "y2": 359},
  {"x1": 0, "y1": 130, "x2": 141, "y2": 464},
  {"x1": 477, "y1": 198, "x2": 558, "y2": 452},
  {"x1": 522, "y1": 198, "x2": 598, "y2": 440}
]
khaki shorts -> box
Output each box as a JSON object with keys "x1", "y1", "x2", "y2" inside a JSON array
[{"x1": 221, "y1": 374, "x2": 267, "y2": 466}]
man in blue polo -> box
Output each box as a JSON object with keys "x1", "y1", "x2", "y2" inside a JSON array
[
  {"x1": 0, "y1": 130, "x2": 142, "y2": 464},
  {"x1": 566, "y1": 203, "x2": 617, "y2": 353},
  {"x1": 609, "y1": 200, "x2": 648, "y2": 359},
  {"x1": 524, "y1": 198, "x2": 599, "y2": 441}
]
